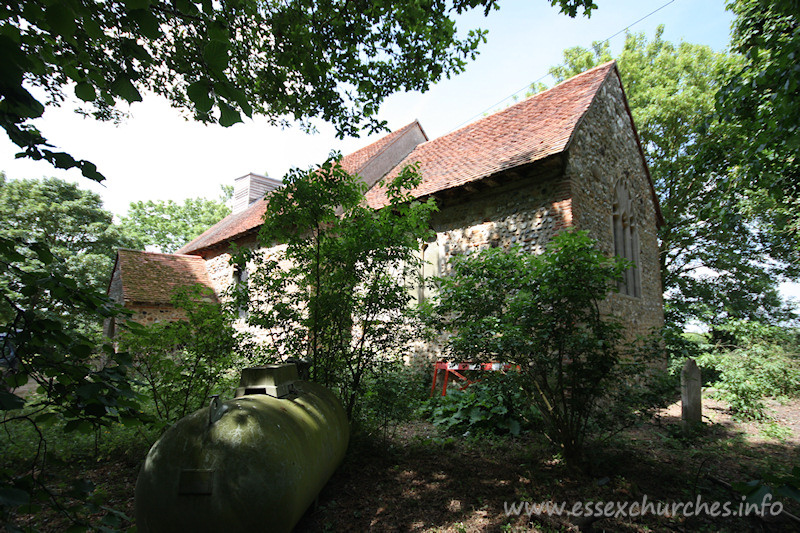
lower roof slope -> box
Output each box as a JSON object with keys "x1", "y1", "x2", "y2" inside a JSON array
[
  {"x1": 365, "y1": 62, "x2": 616, "y2": 208},
  {"x1": 112, "y1": 249, "x2": 217, "y2": 305}
]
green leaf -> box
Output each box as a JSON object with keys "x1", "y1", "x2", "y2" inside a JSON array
[
  {"x1": 203, "y1": 40, "x2": 230, "y2": 73},
  {"x1": 71, "y1": 343, "x2": 93, "y2": 358},
  {"x1": 120, "y1": 415, "x2": 143, "y2": 427},
  {"x1": 239, "y1": 98, "x2": 253, "y2": 119},
  {"x1": 45, "y1": 4, "x2": 76, "y2": 38},
  {"x1": 745, "y1": 484, "x2": 773, "y2": 505},
  {"x1": 0, "y1": 23, "x2": 21, "y2": 42},
  {"x1": 5, "y1": 372, "x2": 28, "y2": 389},
  {"x1": 0, "y1": 390, "x2": 25, "y2": 410},
  {"x1": 64, "y1": 419, "x2": 94, "y2": 434},
  {"x1": 34, "y1": 412, "x2": 60, "y2": 427},
  {"x1": 0, "y1": 487, "x2": 30, "y2": 507},
  {"x1": 187, "y1": 80, "x2": 214, "y2": 113},
  {"x1": 9, "y1": 89, "x2": 46, "y2": 119},
  {"x1": 111, "y1": 77, "x2": 143, "y2": 103},
  {"x1": 52, "y1": 151, "x2": 78, "y2": 169},
  {"x1": 82, "y1": 17, "x2": 102, "y2": 39},
  {"x1": 75, "y1": 82, "x2": 96, "y2": 102},
  {"x1": 776, "y1": 484, "x2": 800, "y2": 503},
  {"x1": 218, "y1": 101, "x2": 242, "y2": 127},
  {"x1": 124, "y1": 0, "x2": 152, "y2": 10},
  {"x1": 732, "y1": 479, "x2": 762, "y2": 496},
  {"x1": 130, "y1": 9, "x2": 162, "y2": 39},
  {"x1": 79, "y1": 160, "x2": 104, "y2": 182},
  {"x1": 175, "y1": 0, "x2": 199, "y2": 15},
  {"x1": 468, "y1": 406, "x2": 484, "y2": 424},
  {"x1": 29, "y1": 242, "x2": 55, "y2": 264}
]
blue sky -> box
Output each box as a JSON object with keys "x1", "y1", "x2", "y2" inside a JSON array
[{"x1": 0, "y1": 0, "x2": 735, "y2": 217}]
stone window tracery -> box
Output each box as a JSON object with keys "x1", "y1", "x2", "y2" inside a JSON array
[{"x1": 612, "y1": 183, "x2": 641, "y2": 298}]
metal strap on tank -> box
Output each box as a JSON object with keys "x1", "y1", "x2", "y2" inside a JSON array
[{"x1": 208, "y1": 395, "x2": 224, "y2": 426}]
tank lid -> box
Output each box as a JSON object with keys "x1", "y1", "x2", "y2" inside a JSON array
[{"x1": 235, "y1": 364, "x2": 298, "y2": 399}]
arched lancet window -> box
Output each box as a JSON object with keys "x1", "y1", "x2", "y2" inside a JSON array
[
  {"x1": 408, "y1": 237, "x2": 441, "y2": 304},
  {"x1": 233, "y1": 263, "x2": 249, "y2": 318},
  {"x1": 419, "y1": 238, "x2": 441, "y2": 303},
  {"x1": 612, "y1": 184, "x2": 641, "y2": 298}
]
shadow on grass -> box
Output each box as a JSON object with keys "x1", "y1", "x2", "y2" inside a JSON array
[{"x1": 295, "y1": 417, "x2": 799, "y2": 533}]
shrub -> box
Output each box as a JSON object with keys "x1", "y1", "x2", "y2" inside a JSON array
[
  {"x1": 419, "y1": 372, "x2": 539, "y2": 437},
  {"x1": 423, "y1": 231, "x2": 643, "y2": 465},
  {"x1": 230, "y1": 159, "x2": 437, "y2": 420},
  {"x1": 118, "y1": 286, "x2": 242, "y2": 426},
  {"x1": 592, "y1": 332, "x2": 675, "y2": 434},
  {"x1": 357, "y1": 359, "x2": 431, "y2": 440},
  {"x1": 697, "y1": 320, "x2": 800, "y2": 419}
]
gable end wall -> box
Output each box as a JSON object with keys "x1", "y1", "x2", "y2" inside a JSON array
[{"x1": 565, "y1": 72, "x2": 664, "y2": 339}]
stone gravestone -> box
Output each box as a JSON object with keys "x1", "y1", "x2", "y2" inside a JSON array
[{"x1": 681, "y1": 358, "x2": 702, "y2": 430}]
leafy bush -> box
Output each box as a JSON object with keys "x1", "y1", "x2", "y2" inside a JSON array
[
  {"x1": 1, "y1": 236, "x2": 145, "y2": 530},
  {"x1": 118, "y1": 286, "x2": 242, "y2": 426},
  {"x1": 733, "y1": 465, "x2": 800, "y2": 509},
  {"x1": 427, "y1": 231, "x2": 663, "y2": 464},
  {"x1": 419, "y1": 372, "x2": 539, "y2": 437},
  {"x1": 230, "y1": 159, "x2": 437, "y2": 420},
  {"x1": 696, "y1": 321, "x2": 800, "y2": 419},
  {"x1": 592, "y1": 333, "x2": 675, "y2": 434},
  {"x1": 421, "y1": 231, "x2": 655, "y2": 464},
  {"x1": 0, "y1": 407, "x2": 154, "y2": 530},
  {"x1": 357, "y1": 359, "x2": 431, "y2": 439}
]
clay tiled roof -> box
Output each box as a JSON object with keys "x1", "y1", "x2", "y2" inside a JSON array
[
  {"x1": 177, "y1": 197, "x2": 267, "y2": 254},
  {"x1": 365, "y1": 62, "x2": 616, "y2": 208},
  {"x1": 178, "y1": 121, "x2": 426, "y2": 255},
  {"x1": 179, "y1": 61, "x2": 656, "y2": 253},
  {"x1": 112, "y1": 249, "x2": 217, "y2": 305}
]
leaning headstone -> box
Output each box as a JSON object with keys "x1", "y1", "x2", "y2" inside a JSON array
[{"x1": 681, "y1": 358, "x2": 702, "y2": 430}]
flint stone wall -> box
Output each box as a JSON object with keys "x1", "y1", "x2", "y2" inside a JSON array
[
  {"x1": 128, "y1": 306, "x2": 188, "y2": 325},
  {"x1": 565, "y1": 71, "x2": 664, "y2": 340},
  {"x1": 430, "y1": 165, "x2": 571, "y2": 268},
  {"x1": 416, "y1": 72, "x2": 663, "y2": 356}
]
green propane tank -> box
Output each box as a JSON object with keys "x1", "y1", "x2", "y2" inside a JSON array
[{"x1": 135, "y1": 364, "x2": 349, "y2": 533}]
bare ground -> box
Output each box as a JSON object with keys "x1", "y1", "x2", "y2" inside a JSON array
[
  {"x1": 295, "y1": 396, "x2": 800, "y2": 533},
  {"x1": 5, "y1": 394, "x2": 800, "y2": 532}
]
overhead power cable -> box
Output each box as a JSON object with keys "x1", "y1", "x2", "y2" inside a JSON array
[{"x1": 447, "y1": 0, "x2": 676, "y2": 133}]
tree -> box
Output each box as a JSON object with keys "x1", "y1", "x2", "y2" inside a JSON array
[
  {"x1": 718, "y1": 0, "x2": 800, "y2": 274},
  {"x1": 548, "y1": 29, "x2": 795, "y2": 326},
  {"x1": 231, "y1": 158, "x2": 437, "y2": 419},
  {"x1": 422, "y1": 231, "x2": 627, "y2": 465},
  {"x1": 0, "y1": 232, "x2": 144, "y2": 529},
  {"x1": 120, "y1": 186, "x2": 232, "y2": 253},
  {"x1": 0, "y1": 0, "x2": 598, "y2": 182},
  {"x1": 0, "y1": 175, "x2": 136, "y2": 326}
]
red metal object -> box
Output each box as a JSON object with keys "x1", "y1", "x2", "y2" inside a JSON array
[{"x1": 429, "y1": 361, "x2": 519, "y2": 396}]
